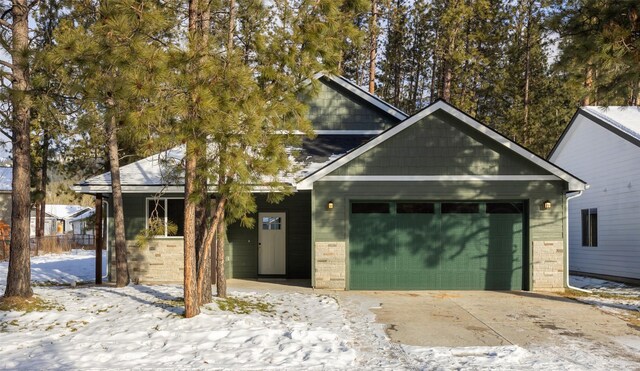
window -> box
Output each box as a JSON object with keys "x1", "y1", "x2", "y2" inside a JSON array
[
  {"x1": 351, "y1": 203, "x2": 390, "y2": 214},
  {"x1": 581, "y1": 208, "x2": 597, "y2": 247},
  {"x1": 262, "y1": 217, "x2": 282, "y2": 230},
  {"x1": 147, "y1": 198, "x2": 184, "y2": 237},
  {"x1": 396, "y1": 202, "x2": 435, "y2": 214},
  {"x1": 486, "y1": 202, "x2": 524, "y2": 214},
  {"x1": 441, "y1": 203, "x2": 480, "y2": 214}
]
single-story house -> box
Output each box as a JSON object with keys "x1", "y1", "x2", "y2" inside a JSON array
[
  {"x1": 73, "y1": 74, "x2": 586, "y2": 291},
  {"x1": 548, "y1": 106, "x2": 640, "y2": 284},
  {"x1": 30, "y1": 204, "x2": 93, "y2": 236}
]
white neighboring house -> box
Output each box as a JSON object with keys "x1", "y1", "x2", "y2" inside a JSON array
[
  {"x1": 549, "y1": 106, "x2": 640, "y2": 283},
  {"x1": 68, "y1": 209, "x2": 95, "y2": 236},
  {"x1": 30, "y1": 204, "x2": 93, "y2": 236}
]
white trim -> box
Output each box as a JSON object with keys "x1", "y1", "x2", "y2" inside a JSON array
[
  {"x1": 145, "y1": 197, "x2": 185, "y2": 238},
  {"x1": 297, "y1": 101, "x2": 588, "y2": 191},
  {"x1": 320, "y1": 175, "x2": 561, "y2": 182},
  {"x1": 314, "y1": 130, "x2": 383, "y2": 135},
  {"x1": 72, "y1": 185, "x2": 185, "y2": 194},
  {"x1": 275, "y1": 130, "x2": 383, "y2": 135},
  {"x1": 71, "y1": 184, "x2": 294, "y2": 194}
]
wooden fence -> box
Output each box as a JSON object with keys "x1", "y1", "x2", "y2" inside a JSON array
[{"x1": 0, "y1": 233, "x2": 97, "y2": 261}]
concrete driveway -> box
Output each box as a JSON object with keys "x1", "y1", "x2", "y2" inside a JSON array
[{"x1": 334, "y1": 290, "x2": 640, "y2": 360}]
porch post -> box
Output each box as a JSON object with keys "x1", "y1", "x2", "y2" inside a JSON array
[{"x1": 95, "y1": 193, "x2": 103, "y2": 284}]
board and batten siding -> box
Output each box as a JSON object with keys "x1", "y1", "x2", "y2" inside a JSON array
[{"x1": 551, "y1": 114, "x2": 640, "y2": 281}]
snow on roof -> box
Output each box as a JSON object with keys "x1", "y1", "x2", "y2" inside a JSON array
[
  {"x1": 582, "y1": 106, "x2": 640, "y2": 141},
  {"x1": 74, "y1": 136, "x2": 372, "y2": 192},
  {"x1": 46, "y1": 205, "x2": 92, "y2": 219},
  {"x1": 68, "y1": 208, "x2": 95, "y2": 223},
  {"x1": 80, "y1": 146, "x2": 185, "y2": 187},
  {"x1": 0, "y1": 167, "x2": 11, "y2": 192}
]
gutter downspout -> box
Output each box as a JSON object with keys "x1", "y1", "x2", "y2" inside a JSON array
[{"x1": 565, "y1": 191, "x2": 590, "y2": 293}]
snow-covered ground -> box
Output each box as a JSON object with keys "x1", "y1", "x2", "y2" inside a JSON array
[
  {"x1": 569, "y1": 275, "x2": 640, "y2": 324},
  {"x1": 0, "y1": 252, "x2": 638, "y2": 369}
]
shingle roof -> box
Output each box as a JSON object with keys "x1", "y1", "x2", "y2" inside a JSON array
[
  {"x1": 73, "y1": 135, "x2": 373, "y2": 192},
  {"x1": 582, "y1": 106, "x2": 640, "y2": 142}
]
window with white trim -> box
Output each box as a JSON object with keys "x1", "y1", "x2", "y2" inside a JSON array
[
  {"x1": 581, "y1": 208, "x2": 597, "y2": 247},
  {"x1": 147, "y1": 198, "x2": 184, "y2": 237}
]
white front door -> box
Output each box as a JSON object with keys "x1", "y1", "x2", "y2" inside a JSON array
[{"x1": 258, "y1": 212, "x2": 286, "y2": 275}]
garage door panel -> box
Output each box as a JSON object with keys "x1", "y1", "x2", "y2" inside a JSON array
[
  {"x1": 349, "y1": 205, "x2": 396, "y2": 290},
  {"x1": 349, "y1": 201, "x2": 525, "y2": 290}
]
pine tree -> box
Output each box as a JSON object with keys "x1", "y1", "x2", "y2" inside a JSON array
[
  {"x1": 166, "y1": 0, "x2": 363, "y2": 316},
  {"x1": 378, "y1": 0, "x2": 410, "y2": 109},
  {"x1": 0, "y1": 0, "x2": 34, "y2": 299},
  {"x1": 551, "y1": 0, "x2": 640, "y2": 105},
  {"x1": 49, "y1": 0, "x2": 173, "y2": 288}
]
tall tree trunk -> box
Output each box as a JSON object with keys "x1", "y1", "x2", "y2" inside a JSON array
[
  {"x1": 368, "y1": 0, "x2": 378, "y2": 94},
  {"x1": 216, "y1": 211, "x2": 227, "y2": 298},
  {"x1": 183, "y1": 146, "x2": 199, "y2": 317},
  {"x1": 430, "y1": 31, "x2": 439, "y2": 103},
  {"x1": 197, "y1": 196, "x2": 226, "y2": 303},
  {"x1": 523, "y1": 1, "x2": 532, "y2": 146},
  {"x1": 106, "y1": 113, "x2": 129, "y2": 287},
  {"x1": 227, "y1": 0, "x2": 236, "y2": 53},
  {"x1": 442, "y1": 36, "x2": 454, "y2": 102},
  {"x1": 581, "y1": 65, "x2": 593, "y2": 106},
  {"x1": 35, "y1": 132, "x2": 49, "y2": 256},
  {"x1": 4, "y1": 0, "x2": 33, "y2": 299},
  {"x1": 195, "y1": 185, "x2": 211, "y2": 305}
]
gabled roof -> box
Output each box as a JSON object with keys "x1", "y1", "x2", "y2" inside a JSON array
[
  {"x1": 311, "y1": 73, "x2": 408, "y2": 121},
  {"x1": 46, "y1": 205, "x2": 93, "y2": 219},
  {"x1": 72, "y1": 135, "x2": 376, "y2": 193},
  {"x1": 548, "y1": 106, "x2": 640, "y2": 160},
  {"x1": 297, "y1": 100, "x2": 587, "y2": 191},
  {"x1": 73, "y1": 73, "x2": 403, "y2": 194},
  {"x1": 73, "y1": 146, "x2": 185, "y2": 193}
]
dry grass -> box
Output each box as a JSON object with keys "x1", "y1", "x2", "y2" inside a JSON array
[
  {"x1": 0, "y1": 296, "x2": 64, "y2": 312},
  {"x1": 216, "y1": 297, "x2": 274, "y2": 315},
  {"x1": 563, "y1": 288, "x2": 640, "y2": 301}
]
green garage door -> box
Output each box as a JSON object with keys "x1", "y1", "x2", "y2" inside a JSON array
[{"x1": 349, "y1": 201, "x2": 525, "y2": 290}]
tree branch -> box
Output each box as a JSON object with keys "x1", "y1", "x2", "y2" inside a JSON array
[
  {"x1": 0, "y1": 59, "x2": 14, "y2": 71},
  {"x1": 0, "y1": 128, "x2": 13, "y2": 141},
  {"x1": 0, "y1": 18, "x2": 10, "y2": 30}
]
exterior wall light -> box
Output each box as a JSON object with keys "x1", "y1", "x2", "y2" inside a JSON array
[
  {"x1": 543, "y1": 200, "x2": 551, "y2": 210},
  {"x1": 327, "y1": 201, "x2": 334, "y2": 210}
]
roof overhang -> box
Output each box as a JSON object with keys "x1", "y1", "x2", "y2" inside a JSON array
[{"x1": 71, "y1": 184, "x2": 299, "y2": 195}]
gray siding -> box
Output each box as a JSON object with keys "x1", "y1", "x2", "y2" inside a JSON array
[
  {"x1": 227, "y1": 192, "x2": 311, "y2": 279},
  {"x1": 117, "y1": 192, "x2": 311, "y2": 280},
  {"x1": 305, "y1": 79, "x2": 400, "y2": 131},
  {"x1": 331, "y1": 111, "x2": 550, "y2": 176}
]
